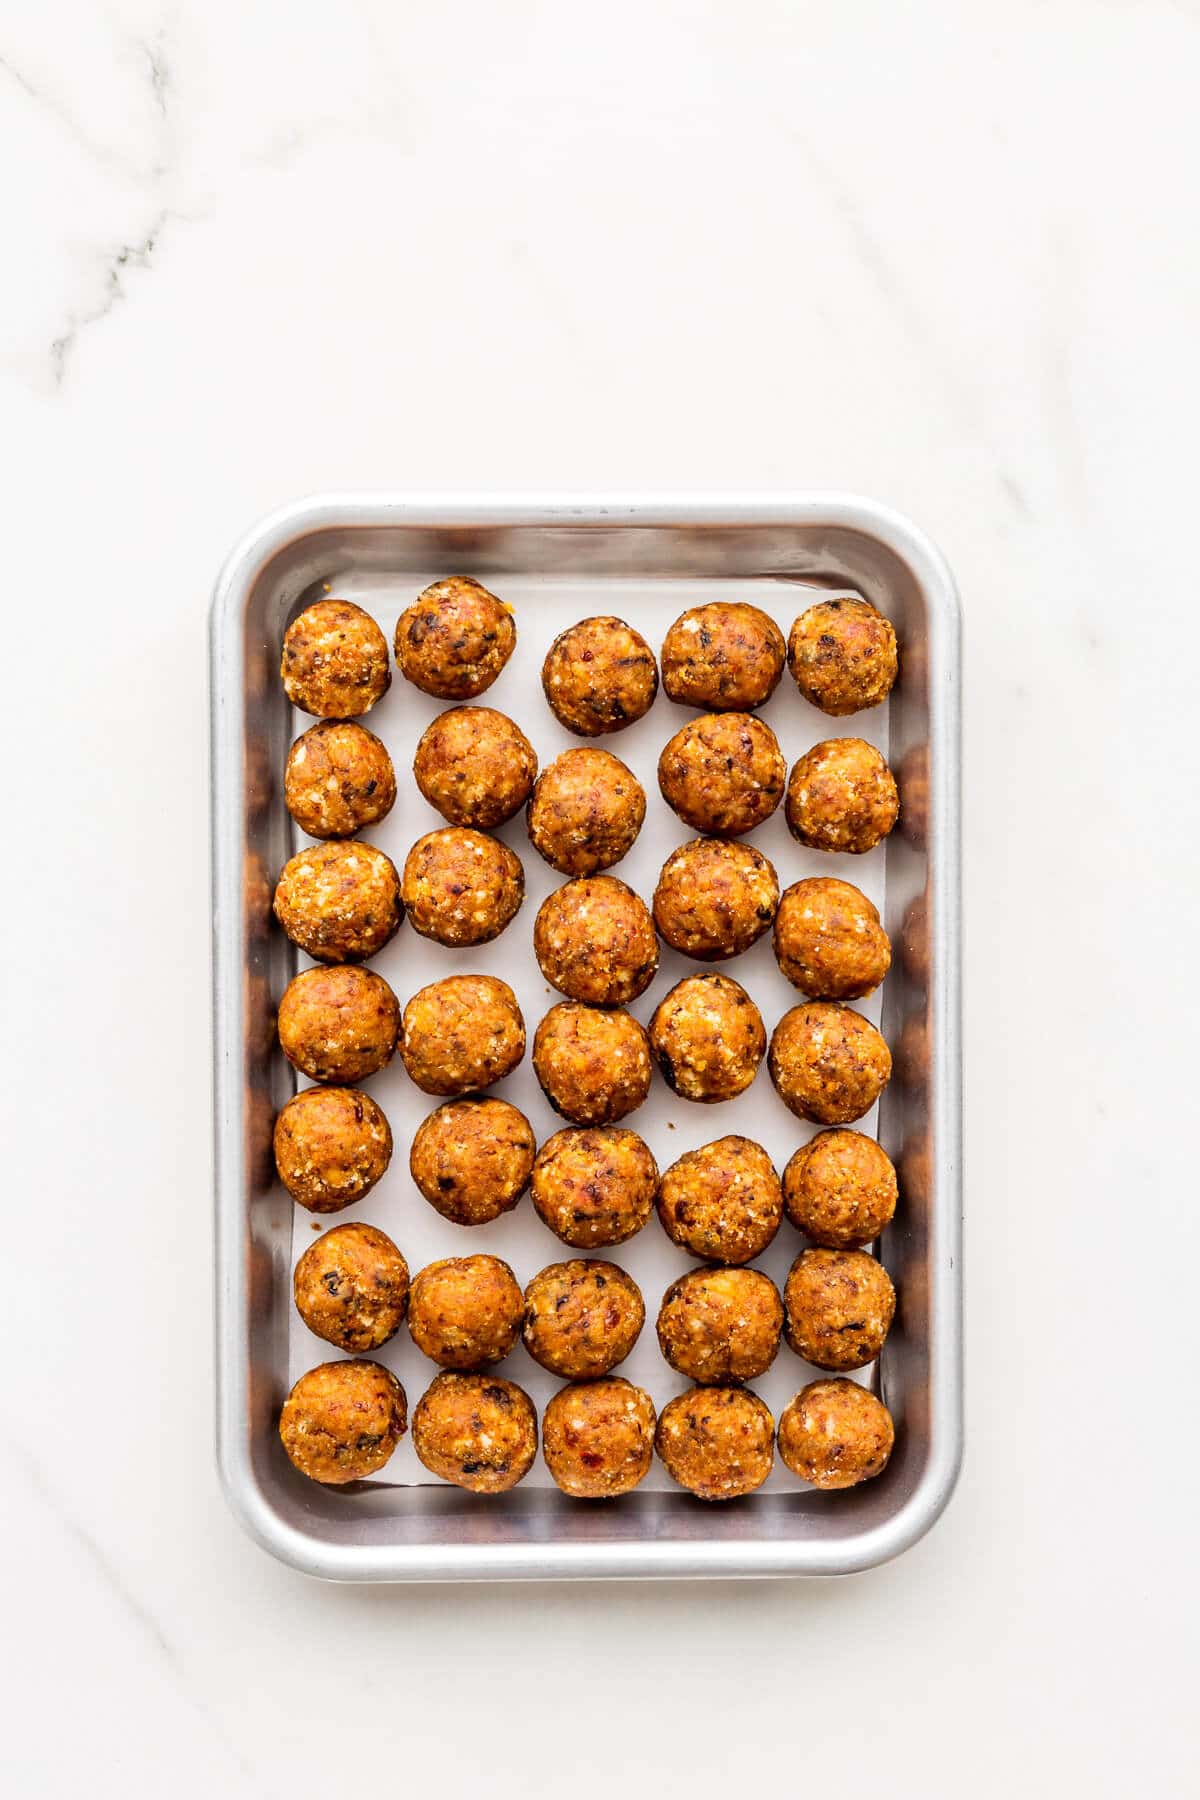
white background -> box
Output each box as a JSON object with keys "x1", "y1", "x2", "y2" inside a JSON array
[{"x1": 3, "y1": 2, "x2": 1198, "y2": 1795}]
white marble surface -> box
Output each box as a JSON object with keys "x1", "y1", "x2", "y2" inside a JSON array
[{"x1": 3, "y1": 1, "x2": 1199, "y2": 1794}]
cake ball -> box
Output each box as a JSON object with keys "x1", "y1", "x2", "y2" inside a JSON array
[
  {"x1": 399, "y1": 975, "x2": 525, "y2": 1096},
  {"x1": 412, "y1": 1372, "x2": 537, "y2": 1493},
  {"x1": 281, "y1": 598, "x2": 390, "y2": 718},
  {"x1": 783, "y1": 1129, "x2": 898, "y2": 1249},
  {"x1": 394, "y1": 576, "x2": 515, "y2": 699},
  {"x1": 777, "y1": 1378, "x2": 895, "y2": 1489},
  {"x1": 769, "y1": 1002, "x2": 892, "y2": 1125},
  {"x1": 533, "y1": 875, "x2": 658, "y2": 1007},
  {"x1": 273, "y1": 841, "x2": 403, "y2": 963},
  {"x1": 658, "y1": 713, "x2": 786, "y2": 837},
  {"x1": 655, "y1": 1387, "x2": 775, "y2": 1500},
  {"x1": 413, "y1": 705, "x2": 537, "y2": 829},
  {"x1": 407, "y1": 1255, "x2": 524, "y2": 1369},
  {"x1": 401, "y1": 828, "x2": 524, "y2": 947},
  {"x1": 656, "y1": 1135, "x2": 783, "y2": 1265},
  {"x1": 653, "y1": 838, "x2": 779, "y2": 962},
  {"x1": 409, "y1": 1096, "x2": 535, "y2": 1226},
  {"x1": 273, "y1": 1085, "x2": 392, "y2": 1212},
  {"x1": 542, "y1": 615, "x2": 658, "y2": 736},
  {"x1": 526, "y1": 747, "x2": 646, "y2": 876},
  {"x1": 773, "y1": 877, "x2": 891, "y2": 1000},
  {"x1": 785, "y1": 738, "x2": 899, "y2": 854},
  {"x1": 284, "y1": 721, "x2": 396, "y2": 840},
  {"x1": 661, "y1": 602, "x2": 786, "y2": 711},
  {"x1": 293, "y1": 1223, "x2": 410, "y2": 1353},
  {"x1": 530, "y1": 1126, "x2": 658, "y2": 1248},
  {"x1": 522, "y1": 1260, "x2": 645, "y2": 1378},
  {"x1": 784, "y1": 1247, "x2": 895, "y2": 1372},
  {"x1": 649, "y1": 973, "x2": 765, "y2": 1103},
  {"x1": 656, "y1": 1268, "x2": 783, "y2": 1385},
  {"x1": 542, "y1": 1379, "x2": 656, "y2": 1499},
  {"x1": 279, "y1": 1359, "x2": 407, "y2": 1484},
  {"x1": 277, "y1": 966, "x2": 400, "y2": 1084},
  {"x1": 787, "y1": 597, "x2": 898, "y2": 716},
  {"x1": 532, "y1": 1003, "x2": 652, "y2": 1125}
]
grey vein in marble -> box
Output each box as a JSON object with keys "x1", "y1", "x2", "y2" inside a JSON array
[{"x1": 49, "y1": 212, "x2": 169, "y2": 386}]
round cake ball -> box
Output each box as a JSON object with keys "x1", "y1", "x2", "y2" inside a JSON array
[
  {"x1": 273, "y1": 1085, "x2": 392, "y2": 1212},
  {"x1": 409, "y1": 1096, "x2": 535, "y2": 1225},
  {"x1": 777, "y1": 1378, "x2": 895, "y2": 1489},
  {"x1": 656, "y1": 1135, "x2": 783, "y2": 1265},
  {"x1": 661, "y1": 602, "x2": 786, "y2": 711},
  {"x1": 526, "y1": 748, "x2": 646, "y2": 877},
  {"x1": 532, "y1": 1003, "x2": 652, "y2": 1125},
  {"x1": 407, "y1": 1255, "x2": 524, "y2": 1369},
  {"x1": 541, "y1": 615, "x2": 658, "y2": 736},
  {"x1": 277, "y1": 966, "x2": 400, "y2": 1084},
  {"x1": 533, "y1": 875, "x2": 658, "y2": 1007},
  {"x1": 784, "y1": 1248, "x2": 896, "y2": 1371},
  {"x1": 785, "y1": 738, "x2": 899, "y2": 855},
  {"x1": 281, "y1": 598, "x2": 390, "y2": 718},
  {"x1": 653, "y1": 839, "x2": 779, "y2": 962},
  {"x1": 279, "y1": 1359, "x2": 406, "y2": 1484},
  {"x1": 783, "y1": 1129, "x2": 898, "y2": 1249},
  {"x1": 530, "y1": 1126, "x2": 658, "y2": 1248},
  {"x1": 788, "y1": 597, "x2": 898, "y2": 716},
  {"x1": 273, "y1": 841, "x2": 403, "y2": 963},
  {"x1": 773, "y1": 876, "x2": 891, "y2": 1000},
  {"x1": 394, "y1": 576, "x2": 515, "y2": 699},
  {"x1": 412, "y1": 1372, "x2": 537, "y2": 1493},
  {"x1": 542, "y1": 1378, "x2": 656, "y2": 1499},
  {"x1": 283, "y1": 721, "x2": 396, "y2": 841},
  {"x1": 657, "y1": 1268, "x2": 783, "y2": 1385},
  {"x1": 400, "y1": 975, "x2": 525, "y2": 1096},
  {"x1": 655, "y1": 1387, "x2": 775, "y2": 1500},
  {"x1": 769, "y1": 1002, "x2": 892, "y2": 1125},
  {"x1": 522, "y1": 1259, "x2": 645, "y2": 1378},
  {"x1": 413, "y1": 705, "x2": 537, "y2": 829},
  {"x1": 649, "y1": 973, "x2": 766, "y2": 1103},
  {"x1": 293, "y1": 1223, "x2": 410, "y2": 1353},
  {"x1": 401, "y1": 827, "x2": 524, "y2": 947},
  {"x1": 658, "y1": 712, "x2": 786, "y2": 837}
]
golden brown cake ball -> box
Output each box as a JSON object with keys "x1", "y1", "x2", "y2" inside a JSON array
[
  {"x1": 413, "y1": 705, "x2": 537, "y2": 829},
  {"x1": 530, "y1": 1126, "x2": 657, "y2": 1248},
  {"x1": 784, "y1": 1248, "x2": 895, "y2": 1371},
  {"x1": 407, "y1": 1255, "x2": 524, "y2": 1369},
  {"x1": 394, "y1": 576, "x2": 515, "y2": 699},
  {"x1": 399, "y1": 975, "x2": 525, "y2": 1096},
  {"x1": 281, "y1": 598, "x2": 390, "y2": 719},
  {"x1": 649, "y1": 973, "x2": 766, "y2": 1103},
  {"x1": 658, "y1": 712, "x2": 786, "y2": 837},
  {"x1": 273, "y1": 841, "x2": 403, "y2": 963},
  {"x1": 788, "y1": 597, "x2": 898, "y2": 716},
  {"x1": 661, "y1": 602, "x2": 786, "y2": 712},
  {"x1": 293, "y1": 1223, "x2": 410, "y2": 1353},
  {"x1": 533, "y1": 875, "x2": 658, "y2": 1007},
  {"x1": 279, "y1": 1359, "x2": 406, "y2": 1484},
  {"x1": 769, "y1": 1002, "x2": 892, "y2": 1126},
  {"x1": 526, "y1": 747, "x2": 646, "y2": 876},
  {"x1": 655, "y1": 1387, "x2": 774, "y2": 1500},
  {"x1": 277, "y1": 966, "x2": 400, "y2": 1084},
  {"x1": 785, "y1": 738, "x2": 899, "y2": 855},
  {"x1": 401, "y1": 828, "x2": 524, "y2": 947},
  {"x1": 773, "y1": 877, "x2": 891, "y2": 1000},
  {"x1": 412, "y1": 1372, "x2": 537, "y2": 1493},
  {"x1": 273, "y1": 1085, "x2": 392, "y2": 1212},
  {"x1": 542, "y1": 1379, "x2": 656, "y2": 1499},
  {"x1": 532, "y1": 1003, "x2": 652, "y2": 1125},
  {"x1": 777, "y1": 1378, "x2": 894, "y2": 1489},
  {"x1": 542, "y1": 615, "x2": 658, "y2": 737},
  {"x1": 283, "y1": 721, "x2": 396, "y2": 841},
  {"x1": 653, "y1": 839, "x2": 778, "y2": 962},
  {"x1": 656, "y1": 1135, "x2": 783, "y2": 1265},
  {"x1": 522, "y1": 1259, "x2": 645, "y2": 1378},
  {"x1": 783, "y1": 1129, "x2": 897, "y2": 1249},
  {"x1": 409, "y1": 1096, "x2": 535, "y2": 1226},
  {"x1": 657, "y1": 1268, "x2": 783, "y2": 1385}
]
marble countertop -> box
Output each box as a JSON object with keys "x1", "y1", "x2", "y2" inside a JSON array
[{"x1": 4, "y1": 3, "x2": 1197, "y2": 1795}]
